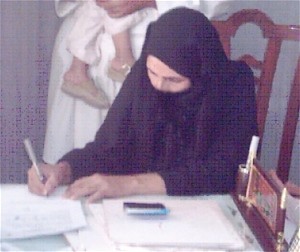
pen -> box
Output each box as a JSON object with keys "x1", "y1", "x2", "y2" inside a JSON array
[
  {"x1": 245, "y1": 135, "x2": 260, "y2": 172},
  {"x1": 23, "y1": 138, "x2": 45, "y2": 182}
]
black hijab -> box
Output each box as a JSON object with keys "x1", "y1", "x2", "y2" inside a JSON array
[
  {"x1": 125, "y1": 8, "x2": 229, "y2": 169},
  {"x1": 144, "y1": 7, "x2": 227, "y2": 80},
  {"x1": 63, "y1": 7, "x2": 257, "y2": 183},
  {"x1": 141, "y1": 7, "x2": 228, "y2": 124}
]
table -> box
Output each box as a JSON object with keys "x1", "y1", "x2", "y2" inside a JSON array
[{"x1": 1, "y1": 184, "x2": 264, "y2": 251}]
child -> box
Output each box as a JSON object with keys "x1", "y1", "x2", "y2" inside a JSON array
[{"x1": 62, "y1": 0, "x2": 154, "y2": 108}]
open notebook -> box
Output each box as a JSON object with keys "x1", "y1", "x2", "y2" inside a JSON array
[{"x1": 102, "y1": 198, "x2": 245, "y2": 250}]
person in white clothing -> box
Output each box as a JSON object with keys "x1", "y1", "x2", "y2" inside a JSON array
[
  {"x1": 62, "y1": 0, "x2": 154, "y2": 108},
  {"x1": 43, "y1": 0, "x2": 231, "y2": 165}
]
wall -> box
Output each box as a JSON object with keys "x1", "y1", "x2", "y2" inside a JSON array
[{"x1": 0, "y1": 1, "x2": 60, "y2": 183}]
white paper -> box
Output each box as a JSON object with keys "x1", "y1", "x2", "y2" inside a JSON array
[
  {"x1": 103, "y1": 198, "x2": 245, "y2": 250},
  {"x1": 64, "y1": 203, "x2": 115, "y2": 251},
  {"x1": 1, "y1": 184, "x2": 86, "y2": 240}
]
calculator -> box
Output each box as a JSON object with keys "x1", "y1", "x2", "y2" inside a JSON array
[{"x1": 123, "y1": 202, "x2": 170, "y2": 215}]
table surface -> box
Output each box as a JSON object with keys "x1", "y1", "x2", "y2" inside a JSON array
[{"x1": 0, "y1": 184, "x2": 264, "y2": 251}]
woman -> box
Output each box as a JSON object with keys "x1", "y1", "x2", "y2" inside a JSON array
[
  {"x1": 43, "y1": 0, "x2": 230, "y2": 165},
  {"x1": 28, "y1": 8, "x2": 257, "y2": 202}
]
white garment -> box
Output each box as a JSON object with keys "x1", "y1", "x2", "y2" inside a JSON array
[
  {"x1": 67, "y1": 0, "x2": 153, "y2": 65},
  {"x1": 43, "y1": 0, "x2": 231, "y2": 164}
]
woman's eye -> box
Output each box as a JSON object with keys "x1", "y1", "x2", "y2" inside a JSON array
[
  {"x1": 167, "y1": 78, "x2": 182, "y2": 84},
  {"x1": 147, "y1": 69, "x2": 156, "y2": 77}
]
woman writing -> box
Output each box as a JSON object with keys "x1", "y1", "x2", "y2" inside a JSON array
[
  {"x1": 28, "y1": 8, "x2": 258, "y2": 202},
  {"x1": 44, "y1": 0, "x2": 230, "y2": 165}
]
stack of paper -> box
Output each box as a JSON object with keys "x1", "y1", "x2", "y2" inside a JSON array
[
  {"x1": 65, "y1": 203, "x2": 116, "y2": 251},
  {"x1": 102, "y1": 198, "x2": 245, "y2": 251},
  {"x1": 1, "y1": 185, "x2": 86, "y2": 240}
]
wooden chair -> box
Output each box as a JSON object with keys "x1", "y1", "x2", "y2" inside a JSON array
[
  {"x1": 212, "y1": 9, "x2": 300, "y2": 183},
  {"x1": 277, "y1": 58, "x2": 299, "y2": 184}
]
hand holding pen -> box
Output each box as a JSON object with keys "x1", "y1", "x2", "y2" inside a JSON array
[
  {"x1": 24, "y1": 138, "x2": 55, "y2": 196},
  {"x1": 24, "y1": 138, "x2": 45, "y2": 183},
  {"x1": 25, "y1": 138, "x2": 73, "y2": 196}
]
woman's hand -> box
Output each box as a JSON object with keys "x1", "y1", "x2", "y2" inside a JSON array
[
  {"x1": 96, "y1": 0, "x2": 156, "y2": 18},
  {"x1": 64, "y1": 172, "x2": 166, "y2": 203},
  {"x1": 28, "y1": 161, "x2": 72, "y2": 196}
]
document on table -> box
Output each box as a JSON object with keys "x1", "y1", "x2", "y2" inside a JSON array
[
  {"x1": 64, "y1": 203, "x2": 116, "y2": 252},
  {"x1": 102, "y1": 197, "x2": 245, "y2": 250},
  {"x1": 1, "y1": 184, "x2": 86, "y2": 240}
]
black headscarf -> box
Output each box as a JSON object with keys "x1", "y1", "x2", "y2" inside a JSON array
[
  {"x1": 144, "y1": 7, "x2": 227, "y2": 79},
  {"x1": 127, "y1": 8, "x2": 229, "y2": 169},
  {"x1": 141, "y1": 7, "x2": 228, "y2": 123},
  {"x1": 63, "y1": 7, "x2": 257, "y2": 190}
]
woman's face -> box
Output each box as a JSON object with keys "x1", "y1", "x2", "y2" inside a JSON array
[{"x1": 146, "y1": 55, "x2": 191, "y2": 93}]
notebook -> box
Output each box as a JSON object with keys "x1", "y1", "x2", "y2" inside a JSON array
[
  {"x1": 1, "y1": 184, "x2": 86, "y2": 240},
  {"x1": 102, "y1": 197, "x2": 245, "y2": 250}
]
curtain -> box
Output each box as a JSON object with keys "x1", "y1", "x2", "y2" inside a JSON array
[{"x1": 1, "y1": 1, "x2": 60, "y2": 183}]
